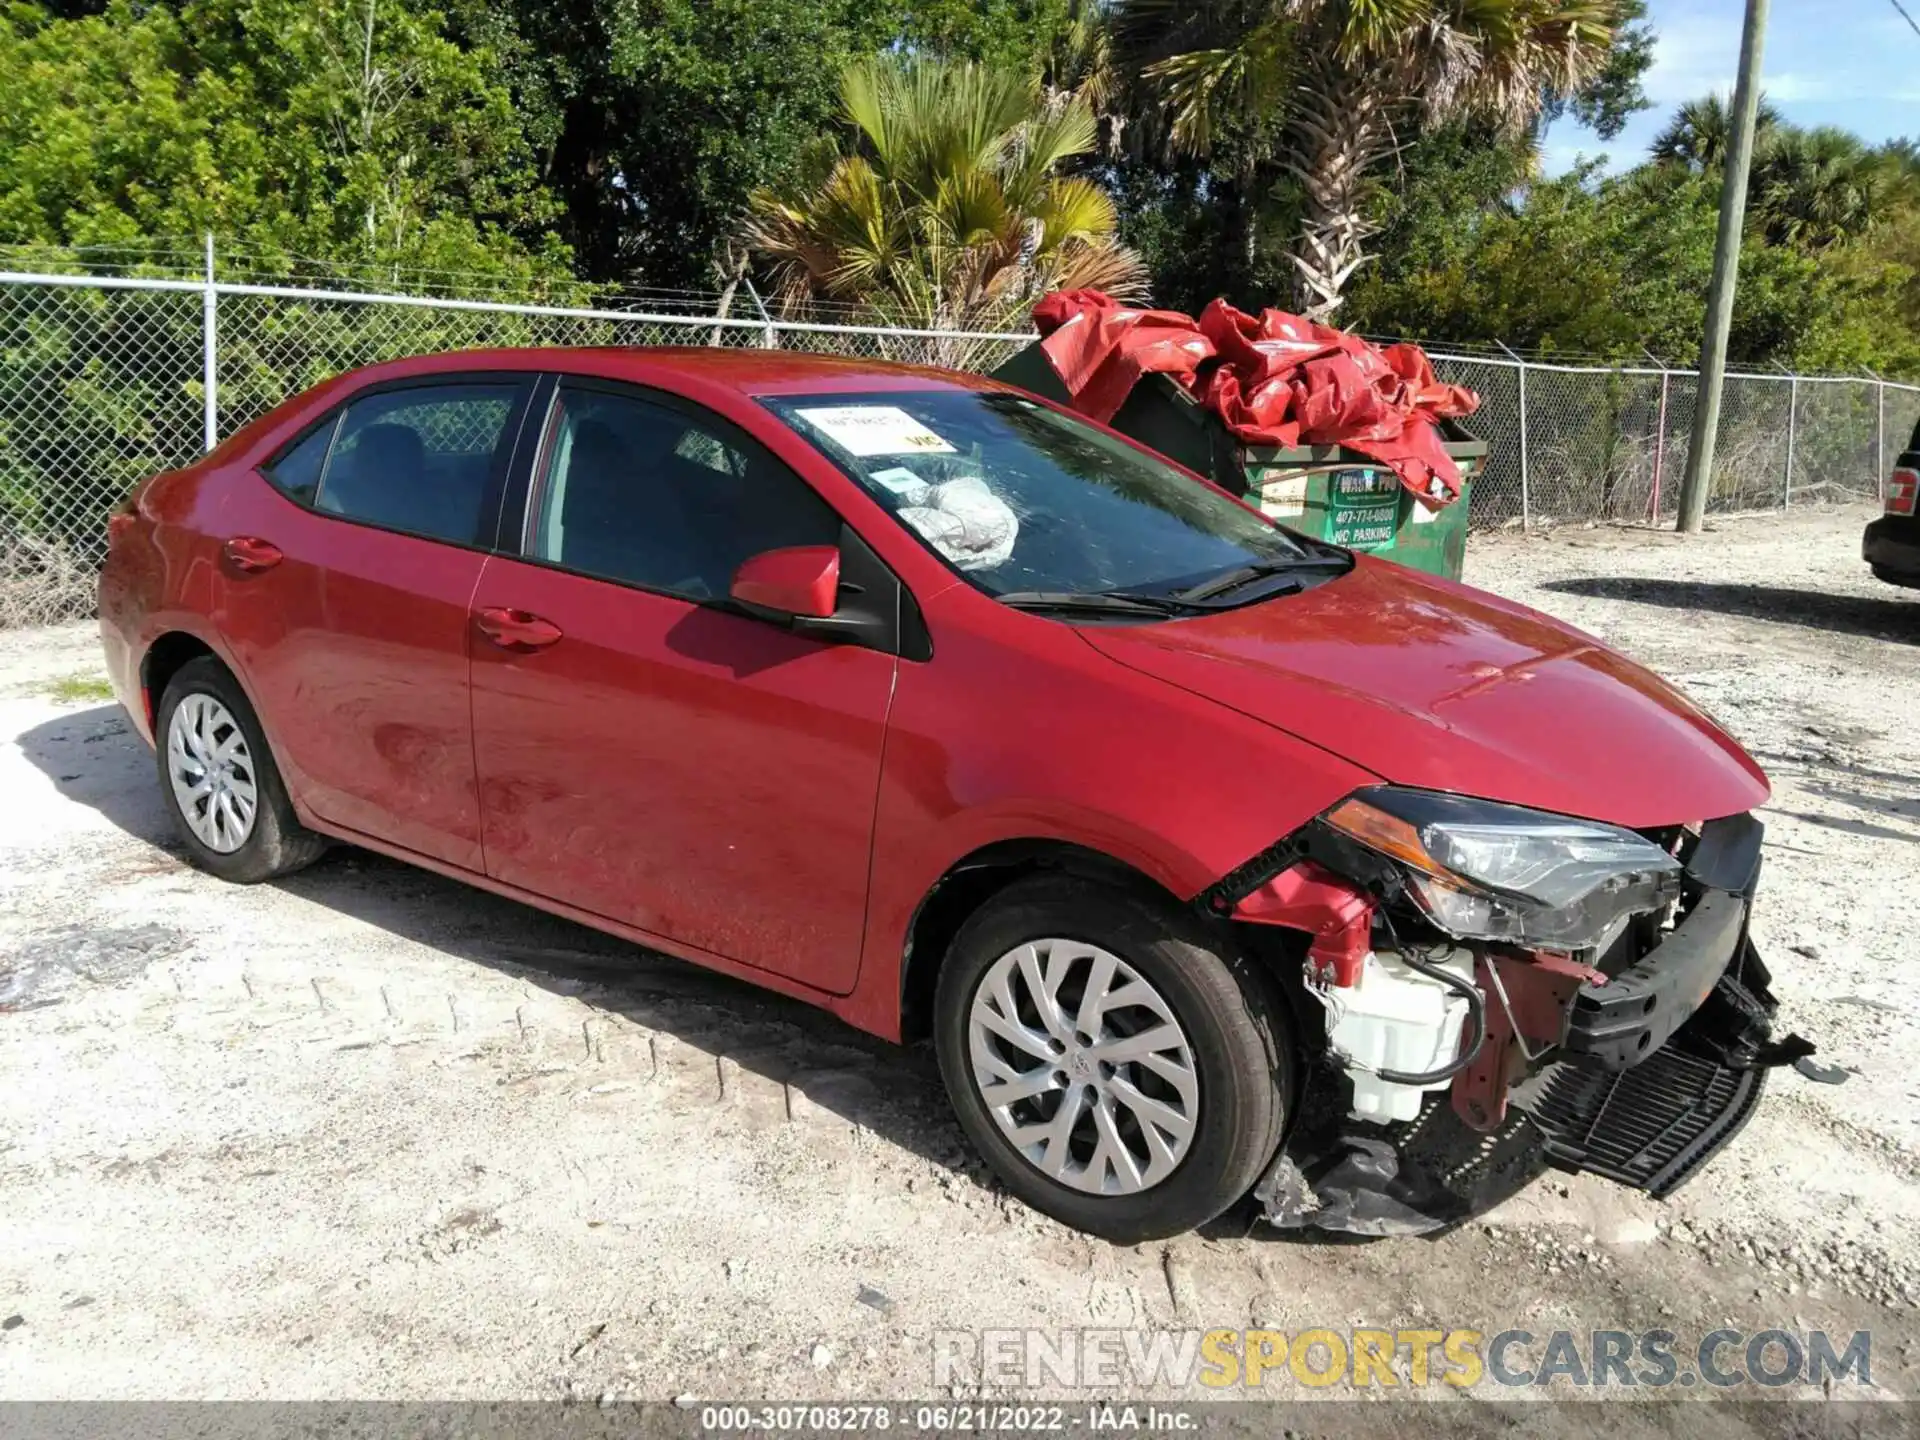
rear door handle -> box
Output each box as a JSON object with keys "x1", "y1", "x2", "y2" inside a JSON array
[
  {"x1": 475, "y1": 605, "x2": 564, "y2": 650},
  {"x1": 223, "y1": 535, "x2": 283, "y2": 573}
]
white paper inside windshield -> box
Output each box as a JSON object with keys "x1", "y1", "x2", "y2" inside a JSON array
[{"x1": 796, "y1": 405, "x2": 956, "y2": 457}]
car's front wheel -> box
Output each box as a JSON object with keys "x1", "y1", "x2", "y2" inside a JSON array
[
  {"x1": 934, "y1": 876, "x2": 1293, "y2": 1243},
  {"x1": 155, "y1": 656, "x2": 327, "y2": 883}
]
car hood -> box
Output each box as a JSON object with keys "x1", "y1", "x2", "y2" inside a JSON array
[{"x1": 1081, "y1": 558, "x2": 1768, "y2": 830}]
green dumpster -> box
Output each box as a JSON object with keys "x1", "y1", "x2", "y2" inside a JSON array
[
  {"x1": 1239, "y1": 435, "x2": 1486, "y2": 582},
  {"x1": 990, "y1": 344, "x2": 1486, "y2": 581}
]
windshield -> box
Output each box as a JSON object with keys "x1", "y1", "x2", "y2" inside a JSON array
[{"x1": 762, "y1": 389, "x2": 1322, "y2": 600}]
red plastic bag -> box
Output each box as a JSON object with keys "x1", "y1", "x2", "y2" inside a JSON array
[
  {"x1": 1032, "y1": 290, "x2": 1216, "y2": 426},
  {"x1": 1029, "y1": 292, "x2": 1480, "y2": 506}
]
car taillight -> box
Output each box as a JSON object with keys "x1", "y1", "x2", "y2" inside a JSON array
[
  {"x1": 1890, "y1": 467, "x2": 1919, "y2": 517},
  {"x1": 105, "y1": 484, "x2": 148, "y2": 546}
]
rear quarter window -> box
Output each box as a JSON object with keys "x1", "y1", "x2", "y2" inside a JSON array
[{"x1": 261, "y1": 417, "x2": 338, "y2": 506}]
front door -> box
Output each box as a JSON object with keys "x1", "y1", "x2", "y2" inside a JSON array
[
  {"x1": 218, "y1": 375, "x2": 534, "y2": 870},
  {"x1": 468, "y1": 381, "x2": 895, "y2": 993}
]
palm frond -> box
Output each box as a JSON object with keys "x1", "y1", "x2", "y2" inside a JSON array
[
  {"x1": 931, "y1": 165, "x2": 1016, "y2": 249},
  {"x1": 1032, "y1": 176, "x2": 1120, "y2": 255},
  {"x1": 1141, "y1": 48, "x2": 1245, "y2": 156},
  {"x1": 1043, "y1": 236, "x2": 1152, "y2": 302},
  {"x1": 739, "y1": 54, "x2": 1147, "y2": 332}
]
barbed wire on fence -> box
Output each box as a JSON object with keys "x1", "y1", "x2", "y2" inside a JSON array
[{"x1": 1, "y1": 263, "x2": 1911, "y2": 628}]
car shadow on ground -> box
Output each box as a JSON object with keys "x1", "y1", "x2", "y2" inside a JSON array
[
  {"x1": 1540, "y1": 577, "x2": 1919, "y2": 644},
  {"x1": 22, "y1": 703, "x2": 1552, "y2": 1243},
  {"x1": 17, "y1": 703, "x2": 972, "y2": 1178}
]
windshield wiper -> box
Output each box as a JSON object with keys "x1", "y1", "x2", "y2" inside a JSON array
[
  {"x1": 996, "y1": 590, "x2": 1198, "y2": 618},
  {"x1": 1169, "y1": 555, "x2": 1351, "y2": 604}
]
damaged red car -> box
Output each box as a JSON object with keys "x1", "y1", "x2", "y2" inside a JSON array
[{"x1": 98, "y1": 348, "x2": 1812, "y2": 1242}]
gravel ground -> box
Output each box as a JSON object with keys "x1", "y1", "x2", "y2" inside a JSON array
[{"x1": 0, "y1": 502, "x2": 1915, "y2": 1418}]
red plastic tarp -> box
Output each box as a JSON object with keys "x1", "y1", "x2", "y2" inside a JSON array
[{"x1": 1031, "y1": 289, "x2": 1481, "y2": 507}]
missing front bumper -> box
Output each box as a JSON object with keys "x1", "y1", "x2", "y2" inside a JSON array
[
  {"x1": 1245, "y1": 811, "x2": 1817, "y2": 1235},
  {"x1": 1257, "y1": 934, "x2": 1814, "y2": 1234}
]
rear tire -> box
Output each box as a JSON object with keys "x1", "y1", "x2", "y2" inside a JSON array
[
  {"x1": 934, "y1": 876, "x2": 1292, "y2": 1243},
  {"x1": 155, "y1": 656, "x2": 327, "y2": 883}
]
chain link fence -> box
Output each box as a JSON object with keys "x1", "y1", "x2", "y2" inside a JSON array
[
  {"x1": 1434, "y1": 355, "x2": 1915, "y2": 529},
  {"x1": 2, "y1": 266, "x2": 1913, "y2": 627}
]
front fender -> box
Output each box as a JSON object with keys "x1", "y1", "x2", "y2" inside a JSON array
[{"x1": 836, "y1": 605, "x2": 1377, "y2": 1040}]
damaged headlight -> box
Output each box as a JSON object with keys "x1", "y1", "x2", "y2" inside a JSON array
[{"x1": 1321, "y1": 787, "x2": 1682, "y2": 951}]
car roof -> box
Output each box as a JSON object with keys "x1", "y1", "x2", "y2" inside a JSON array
[{"x1": 339, "y1": 345, "x2": 1021, "y2": 398}]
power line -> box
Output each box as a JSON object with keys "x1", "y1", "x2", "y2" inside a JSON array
[{"x1": 1892, "y1": 0, "x2": 1920, "y2": 40}]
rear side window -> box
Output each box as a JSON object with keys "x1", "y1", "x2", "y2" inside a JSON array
[
  {"x1": 262, "y1": 417, "x2": 337, "y2": 506},
  {"x1": 316, "y1": 383, "x2": 522, "y2": 545},
  {"x1": 528, "y1": 386, "x2": 841, "y2": 601}
]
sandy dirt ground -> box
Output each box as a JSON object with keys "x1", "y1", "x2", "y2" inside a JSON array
[{"x1": 0, "y1": 503, "x2": 1916, "y2": 1419}]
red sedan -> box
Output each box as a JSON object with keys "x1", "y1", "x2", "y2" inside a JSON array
[{"x1": 98, "y1": 348, "x2": 1811, "y2": 1241}]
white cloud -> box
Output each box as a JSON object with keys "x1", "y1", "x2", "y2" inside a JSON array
[
  {"x1": 1639, "y1": 11, "x2": 1743, "y2": 105},
  {"x1": 1761, "y1": 73, "x2": 1831, "y2": 104}
]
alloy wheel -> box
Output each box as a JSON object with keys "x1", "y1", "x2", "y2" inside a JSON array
[
  {"x1": 967, "y1": 938, "x2": 1200, "y2": 1195},
  {"x1": 166, "y1": 692, "x2": 258, "y2": 854}
]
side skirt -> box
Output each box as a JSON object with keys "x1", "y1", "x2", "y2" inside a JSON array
[{"x1": 296, "y1": 815, "x2": 865, "y2": 1029}]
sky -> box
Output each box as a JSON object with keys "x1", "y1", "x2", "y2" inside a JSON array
[{"x1": 1541, "y1": 0, "x2": 1920, "y2": 175}]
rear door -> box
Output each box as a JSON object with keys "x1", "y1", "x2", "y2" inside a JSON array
[
  {"x1": 217, "y1": 374, "x2": 537, "y2": 869},
  {"x1": 467, "y1": 378, "x2": 897, "y2": 992}
]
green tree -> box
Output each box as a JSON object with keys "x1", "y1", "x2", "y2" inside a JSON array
[
  {"x1": 450, "y1": 0, "x2": 1088, "y2": 289},
  {"x1": 1649, "y1": 92, "x2": 1782, "y2": 171},
  {"x1": 1551, "y1": 0, "x2": 1653, "y2": 140},
  {"x1": 1342, "y1": 160, "x2": 1861, "y2": 368},
  {"x1": 742, "y1": 56, "x2": 1147, "y2": 337},
  {"x1": 1652, "y1": 97, "x2": 1884, "y2": 253},
  {"x1": 1114, "y1": 0, "x2": 1616, "y2": 318},
  {"x1": 0, "y1": 0, "x2": 567, "y2": 281},
  {"x1": 1752, "y1": 126, "x2": 1881, "y2": 251}
]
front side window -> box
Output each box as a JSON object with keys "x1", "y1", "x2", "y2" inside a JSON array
[
  {"x1": 763, "y1": 390, "x2": 1318, "y2": 601},
  {"x1": 529, "y1": 385, "x2": 841, "y2": 601},
  {"x1": 316, "y1": 383, "x2": 521, "y2": 545}
]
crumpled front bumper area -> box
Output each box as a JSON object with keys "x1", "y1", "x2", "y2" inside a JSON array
[{"x1": 1255, "y1": 813, "x2": 1817, "y2": 1236}]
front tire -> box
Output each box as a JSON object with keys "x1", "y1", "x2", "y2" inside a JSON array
[
  {"x1": 155, "y1": 656, "x2": 327, "y2": 883},
  {"x1": 934, "y1": 876, "x2": 1292, "y2": 1243}
]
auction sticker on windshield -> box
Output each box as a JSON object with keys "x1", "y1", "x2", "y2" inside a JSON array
[{"x1": 795, "y1": 405, "x2": 956, "y2": 457}]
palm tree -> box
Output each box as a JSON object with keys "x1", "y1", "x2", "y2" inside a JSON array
[
  {"x1": 1752, "y1": 126, "x2": 1880, "y2": 250},
  {"x1": 1649, "y1": 93, "x2": 1782, "y2": 171},
  {"x1": 1652, "y1": 100, "x2": 1882, "y2": 251},
  {"x1": 741, "y1": 57, "x2": 1147, "y2": 344},
  {"x1": 1115, "y1": 0, "x2": 1615, "y2": 318}
]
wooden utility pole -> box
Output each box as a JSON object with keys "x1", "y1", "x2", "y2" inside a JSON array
[{"x1": 1677, "y1": 0, "x2": 1770, "y2": 533}]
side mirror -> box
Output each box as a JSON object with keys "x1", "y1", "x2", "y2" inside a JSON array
[{"x1": 730, "y1": 544, "x2": 840, "y2": 620}]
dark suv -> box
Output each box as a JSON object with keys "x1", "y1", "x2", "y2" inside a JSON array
[{"x1": 1865, "y1": 417, "x2": 1920, "y2": 587}]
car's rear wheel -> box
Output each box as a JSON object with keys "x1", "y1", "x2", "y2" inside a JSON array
[
  {"x1": 155, "y1": 656, "x2": 327, "y2": 883},
  {"x1": 934, "y1": 876, "x2": 1292, "y2": 1243}
]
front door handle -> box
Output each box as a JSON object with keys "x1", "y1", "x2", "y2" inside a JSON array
[
  {"x1": 223, "y1": 535, "x2": 283, "y2": 573},
  {"x1": 475, "y1": 605, "x2": 564, "y2": 651}
]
